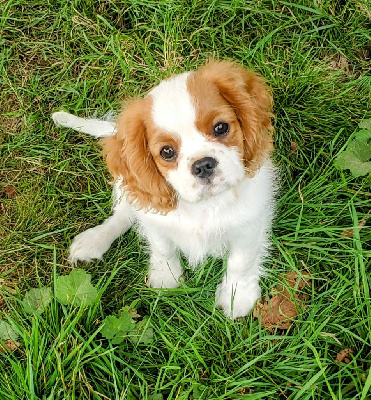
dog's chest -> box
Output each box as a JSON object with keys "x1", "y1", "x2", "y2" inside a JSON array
[
  {"x1": 138, "y1": 191, "x2": 248, "y2": 265},
  {"x1": 135, "y1": 164, "x2": 275, "y2": 266},
  {"x1": 169, "y1": 208, "x2": 230, "y2": 264}
]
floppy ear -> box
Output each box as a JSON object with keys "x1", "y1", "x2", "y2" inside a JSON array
[
  {"x1": 200, "y1": 60, "x2": 274, "y2": 173},
  {"x1": 100, "y1": 98, "x2": 176, "y2": 214}
]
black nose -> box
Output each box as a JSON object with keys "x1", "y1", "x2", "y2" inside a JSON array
[{"x1": 191, "y1": 157, "x2": 218, "y2": 178}]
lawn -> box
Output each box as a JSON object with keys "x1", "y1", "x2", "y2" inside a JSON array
[{"x1": 0, "y1": 0, "x2": 370, "y2": 399}]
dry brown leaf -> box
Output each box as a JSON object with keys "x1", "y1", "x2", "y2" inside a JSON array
[
  {"x1": 328, "y1": 54, "x2": 350, "y2": 73},
  {"x1": 128, "y1": 308, "x2": 141, "y2": 319},
  {"x1": 291, "y1": 142, "x2": 299, "y2": 152},
  {"x1": 253, "y1": 271, "x2": 311, "y2": 332},
  {"x1": 285, "y1": 271, "x2": 311, "y2": 289},
  {"x1": 341, "y1": 210, "x2": 370, "y2": 238},
  {"x1": 342, "y1": 228, "x2": 355, "y2": 238},
  {"x1": 336, "y1": 348, "x2": 353, "y2": 364},
  {"x1": 0, "y1": 340, "x2": 20, "y2": 353},
  {"x1": 253, "y1": 293, "x2": 297, "y2": 331},
  {"x1": 237, "y1": 387, "x2": 253, "y2": 395},
  {"x1": 4, "y1": 185, "x2": 16, "y2": 199},
  {"x1": 285, "y1": 271, "x2": 312, "y2": 301}
]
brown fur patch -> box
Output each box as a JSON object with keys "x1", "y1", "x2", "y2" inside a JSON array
[
  {"x1": 100, "y1": 97, "x2": 177, "y2": 214},
  {"x1": 144, "y1": 117, "x2": 181, "y2": 178},
  {"x1": 187, "y1": 74, "x2": 244, "y2": 152},
  {"x1": 189, "y1": 60, "x2": 274, "y2": 175}
]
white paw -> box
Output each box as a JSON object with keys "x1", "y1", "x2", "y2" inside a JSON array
[
  {"x1": 146, "y1": 255, "x2": 183, "y2": 289},
  {"x1": 147, "y1": 270, "x2": 181, "y2": 289},
  {"x1": 216, "y1": 278, "x2": 261, "y2": 319},
  {"x1": 68, "y1": 228, "x2": 112, "y2": 263}
]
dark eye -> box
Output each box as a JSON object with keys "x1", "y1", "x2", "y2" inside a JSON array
[
  {"x1": 160, "y1": 145, "x2": 176, "y2": 161},
  {"x1": 213, "y1": 122, "x2": 229, "y2": 137}
]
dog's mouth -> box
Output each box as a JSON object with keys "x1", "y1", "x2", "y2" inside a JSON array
[
  {"x1": 198, "y1": 168, "x2": 226, "y2": 186},
  {"x1": 176, "y1": 173, "x2": 232, "y2": 204},
  {"x1": 199, "y1": 177, "x2": 212, "y2": 186},
  {"x1": 196, "y1": 172, "x2": 230, "y2": 197}
]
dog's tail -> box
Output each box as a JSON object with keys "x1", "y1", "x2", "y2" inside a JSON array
[{"x1": 52, "y1": 111, "x2": 116, "y2": 138}]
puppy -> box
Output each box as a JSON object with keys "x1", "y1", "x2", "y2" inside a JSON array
[{"x1": 52, "y1": 60, "x2": 276, "y2": 319}]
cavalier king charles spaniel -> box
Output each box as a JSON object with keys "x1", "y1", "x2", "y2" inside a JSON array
[{"x1": 52, "y1": 60, "x2": 276, "y2": 319}]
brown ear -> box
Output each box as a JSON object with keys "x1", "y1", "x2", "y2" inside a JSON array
[
  {"x1": 100, "y1": 98, "x2": 176, "y2": 214},
  {"x1": 199, "y1": 60, "x2": 274, "y2": 173}
]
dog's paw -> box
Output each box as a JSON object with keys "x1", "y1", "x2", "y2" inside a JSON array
[
  {"x1": 146, "y1": 269, "x2": 182, "y2": 289},
  {"x1": 68, "y1": 228, "x2": 111, "y2": 263},
  {"x1": 146, "y1": 258, "x2": 183, "y2": 289},
  {"x1": 146, "y1": 253, "x2": 183, "y2": 289},
  {"x1": 215, "y1": 279, "x2": 261, "y2": 319}
]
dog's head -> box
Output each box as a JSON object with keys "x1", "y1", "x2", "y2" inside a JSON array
[{"x1": 102, "y1": 60, "x2": 274, "y2": 213}]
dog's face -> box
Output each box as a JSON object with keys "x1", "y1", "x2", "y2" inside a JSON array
[
  {"x1": 102, "y1": 61, "x2": 273, "y2": 213},
  {"x1": 147, "y1": 71, "x2": 247, "y2": 204}
]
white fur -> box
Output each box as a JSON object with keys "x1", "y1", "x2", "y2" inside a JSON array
[
  {"x1": 149, "y1": 72, "x2": 193, "y2": 133},
  {"x1": 53, "y1": 73, "x2": 276, "y2": 319},
  {"x1": 52, "y1": 111, "x2": 116, "y2": 137}
]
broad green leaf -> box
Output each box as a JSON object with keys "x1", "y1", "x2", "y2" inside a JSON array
[
  {"x1": 122, "y1": 304, "x2": 140, "y2": 319},
  {"x1": 335, "y1": 130, "x2": 371, "y2": 177},
  {"x1": 148, "y1": 395, "x2": 163, "y2": 400},
  {"x1": 129, "y1": 317, "x2": 154, "y2": 344},
  {"x1": 101, "y1": 311, "x2": 134, "y2": 343},
  {"x1": 55, "y1": 269, "x2": 98, "y2": 306},
  {"x1": 359, "y1": 118, "x2": 371, "y2": 130},
  {"x1": 23, "y1": 287, "x2": 52, "y2": 314},
  {"x1": 0, "y1": 320, "x2": 18, "y2": 341},
  {"x1": 192, "y1": 383, "x2": 210, "y2": 399}
]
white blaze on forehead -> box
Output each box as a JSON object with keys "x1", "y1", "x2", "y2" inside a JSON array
[{"x1": 149, "y1": 72, "x2": 196, "y2": 135}]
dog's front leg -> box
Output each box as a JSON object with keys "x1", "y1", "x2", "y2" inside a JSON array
[
  {"x1": 69, "y1": 200, "x2": 134, "y2": 263},
  {"x1": 145, "y1": 234, "x2": 183, "y2": 289},
  {"x1": 216, "y1": 222, "x2": 269, "y2": 319}
]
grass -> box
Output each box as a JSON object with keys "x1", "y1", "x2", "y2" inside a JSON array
[{"x1": 0, "y1": 0, "x2": 370, "y2": 398}]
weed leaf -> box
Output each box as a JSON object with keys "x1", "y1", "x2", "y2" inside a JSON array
[
  {"x1": 148, "y1": 395, "x2": 163, "y2": 400},
  {"x1": 359, "y1": 119, "x2": 371, "y2": 130},
  {"x1": 335, "y1": 127, "x2": 371, "y2": 177},
  {"x1": 0, "y1": 320, "x2": 18, "y2": 341},
  {"x1": 101, "y1": 311, "x2": 134, "y2": 344},
  {"x1": 23, "y1": 287, "x2": 52, "y2": 314},
  {"x1": 55, "y1": 269, "x2": 98, "y2": 306},
  {"x1": 129, "y1": 316, "x2": 154, "y2": 344}
]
